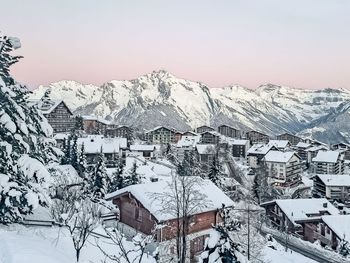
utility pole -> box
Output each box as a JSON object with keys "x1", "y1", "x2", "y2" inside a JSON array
[{"x1": 247, "y1": 205, "x2": 250, "y2": 261}]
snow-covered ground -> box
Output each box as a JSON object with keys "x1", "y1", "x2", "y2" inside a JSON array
[
  {"x1": 262, "y1": 245, "x2": 316, "y2": 263},
  {"x1": 0, "y1": 225, "x2": 155, "y2": 263}
]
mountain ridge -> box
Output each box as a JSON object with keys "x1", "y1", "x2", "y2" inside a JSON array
[{"x1": 30, "y1": 70, "x2": 350, "y2": 144}]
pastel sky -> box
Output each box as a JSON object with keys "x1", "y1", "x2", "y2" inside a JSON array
[{"x1": 2, "y1": 0, "x2": 350, "y2": 90}]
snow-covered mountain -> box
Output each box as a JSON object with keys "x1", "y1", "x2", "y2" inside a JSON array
[{"x1": 31, "y1": 70, "x2": 350, "y2": 143}]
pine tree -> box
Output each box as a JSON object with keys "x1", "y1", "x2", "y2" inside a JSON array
[
  {"x1": 108, "y1": 156, "x2": 125, "y2": 192},
  {"x1": 61, "y1": 135, "x2": 72, "y2": 165},
  {"x1": 128, "y1": 161, "x2": 140, "y2": 185},
  {"x1": 0, "y1": 34, "x2": 55, "y2": 223},
  {"x1": 201, "y1": 205, "x2": 244, "y2": 263},
  {"x1": 70, "y1": 134, "x2": 79, "y2": 170},
  {"x1": 177, "y1": 150, "x2": 202, "y2": 177},
  {"x1": 208, "y1": 154, "x2": 224, "y2": 187},
  {"x1": 76, "y1": 143, "x2": 87, "y2": 178},
  {"x1": 91, "y1": 151, "x2": 108, "y2": 200}
]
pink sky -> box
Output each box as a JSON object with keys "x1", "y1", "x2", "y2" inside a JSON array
[{"x1": 3, "y1": 0, "x2": 350, "y2": 90}]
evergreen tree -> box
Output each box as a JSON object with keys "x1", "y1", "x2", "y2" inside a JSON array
[
  {"x1": 0, "y1": 34, "x2": 55, "y2": 223},
  {"x1": 70, "y1": 134, "x2": 79, "y2": 170},
  {"x1": 177, "y1": 150, "x2": 202, "y2": 177},
  {"x1": 76, "y1": 143, "x2": 87, "y2": 178},
  {"x1": 91, "y1": 151, "x2": 108, "y2": 200},
  {"x1": 201, "y1": 205, "x2": 244, "y2": 263},
  {"x1": 108, "y1": 156, "x2": 125, "y2": 192},
  {"x1": 128, "y1": 161, "x2": 140, "y2": 185},
  {"x1": 208, "y1": 154, "x2": 224, "y2": 187},
  {"x1": 61, "y1": 135, "x2": 72, "y2": 165}
]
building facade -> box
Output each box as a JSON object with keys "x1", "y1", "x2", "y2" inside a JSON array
[
  {"x1": 245, "y1": 130, "x2": 269, "y2": 145},
  {"x1": 145, "y1": 126, "x2": 176, "y2": 144},
  {"x1": 276, "y1": 133, "x2": 303, "y2": 146},
  {"x1": 217, "y1": 125, "x2": 240, "y2": 138}
]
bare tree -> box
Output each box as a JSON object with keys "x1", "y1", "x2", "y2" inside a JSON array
[
  {"x1": 97, "y1": 225, "x2": 158, "y2": 263},
  {"x1": 153, "y1": 175, "x2": 210, "y2": 263},
  {"x1": 64, "y1": 199, "x2": 102, "y2": 262}
]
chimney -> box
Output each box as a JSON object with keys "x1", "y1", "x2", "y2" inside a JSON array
[{"x1": 323, "y1": 202, "x2": 328, "y2": 208}]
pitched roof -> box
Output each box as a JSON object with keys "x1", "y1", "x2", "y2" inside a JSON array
[
  {"x1": 231, "y1": 139, "x2": 249, "y2": 146},
  {"x1": 312, "y1": 151, "x2": 340, "y2": 163},
  {"x1": 176, "y1": 135, "x2": 201, "y2": 148},
  {"x1": 321, "y1": 215, "x2": 350, "y2": 242},
  {"x1": 106, "y1": 177, "x2": 234, "y2": 221},
  {"x1": 268, "y1": 140, "x2": 290, "y2": 149},
  {"x1": 264, "y1": 151, "x2": 297, "y2": 163},
  {"x1": 316, "y1": 174, "x2": 350, "y2": 187},
  {"x1": 82, "y1": 115, "x2": 110, "y2": 125},
  {"x1": 130, "y1": 144, "x2": 156, "y2": 151},
  {"x1": 261, "y1": 198, "x2": 339, "y2": 225},
  {"x1": 77, "y1": 135, "x2": 127, "y2": 153},
  {"x1": 295, "y1": 142, "x2": 311, "y2": 148},
  {"x1": 247, "y1": 143, "x2": 276, "y2": 155},
  {"x1": 196, "y1": 144, "x2": 216, "y2": 155}
]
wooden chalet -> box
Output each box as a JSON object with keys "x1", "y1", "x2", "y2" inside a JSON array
[{"x1": 106, "y1": 178, "x2": 234, "y2": 262}]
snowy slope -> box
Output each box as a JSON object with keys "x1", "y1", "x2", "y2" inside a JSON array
[{"x1": 30, "y1": 70, "x2": 350, "y2": 142}]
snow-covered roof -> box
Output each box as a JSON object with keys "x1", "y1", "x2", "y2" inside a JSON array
[
  {"x1": 24, "y1": 206, "x2": 54, "y2": 223},
  {"x1": 295, "y1": 142, "x2": 311, "y2": 148},
  {"x1": 77, "y1": 136, "x2": 127, "y2": 153},
  {"x1": 312, "y1": 151, "x2": 340, "y2": 163},
  {"x1": 316, "y1": 174, "x2": 350, "y2": 187},
  {"x1": 106, "y1": 177, "x2": 235, "y2": 221},
  {"x1": 247, "y1": 143, "x2": 275, "y2": 155},
  {"x1": 231, "y1": 139, "x2": 249, "y2": 146},
  {"x1": 145, "y1": 126, "x2": 175, "y2": 134},
  {"x1": 196, "y1": 144, "x2": 216, "y2": 155},
  {"x1": 176, "y1": 135, "x2": 201, "y2": 148},
  {"x1": 268, "y1": 140, "x2": 290, "y2": 149},
  {"x1": 130, "y1": 144, "x2": 156, "y2": 152},
  {"x1": 261, "y1": 199, "x2": 339, "y2": 224},
  {"x1": 321, "y1": 215, "x2": 350, "y2": 242},
  {"x1": 264, "y1": 151, "x2": 297, "y2": 163},
  {"x1": 201, "y1": 130, "x2": 221, "y2": 137},
  {"x1": 306, "y1": 145, "x2": 329, "y2": 152},
  {"x1": 53, "y1": 133, "x2": 70, "y2": 140},
  {"x1": 82, "y1": 115, "x2": 110, "y2": 125}
]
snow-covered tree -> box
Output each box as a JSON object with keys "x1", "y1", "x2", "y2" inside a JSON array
[
  {"x1": 338, "y1": 239, "x2": 350, "y2": 257},
  {"x1": 128, "y1": 161, "x2": 140, "y2": 186},
  {"x1": 76, "y1": 143, "x2": 87, "y2": 178},
  {"x1": 200, "y1": 205, "x2": 247, "y2": 263},
  {"x1": 61, "y1": 135, "x2": 72, "y2": 165},
  {"x1": 108, "y1": 156, "x2": 125, "y2": 192},
  {"x1": 91, "y1": 152, "x2": 108, "y2": 200},
  {"x1": 0, "y1": 34, "x2": 55, "y2": 224},
  {"x1": 177, "y1": 150, "x2": 202, "y2": 177},
  {"x1": 208, "y1": 154, "x2": 224, "y2": 187}
]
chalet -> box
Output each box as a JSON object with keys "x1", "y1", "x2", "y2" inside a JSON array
[
  {"x1": 182, "y1": 131, "x2": 199, "y2": 137},
  {"x1": 245, "y1": 130, "x2": 269, "y2": 145},
  {"x1": 200, "y1": 131, "x2": 221, "y2": 144},
  {"x1": 82, "y1": 116, "x2": 109, "y2": 135},
  {"x1": 195, "y1": 125, "x2": 215, "y2": 134},
  {"x1": 77, "y1": 135, "x2": 127, "y2": 167},
  {"x1": 312, "y1": 151, "x2": 345, "y2": 175},
  {"x1": 276, "y1": 133, "x2": 303, "y2": 146},
  {"x1": 313, "y1": 174, "x2": 350, "y2": 203},
  {"x1": 145, "y1": 126, "x2": 176, "y2": 144},
  {"x1": 38, "y1": 100, "x2": 76, "y2": 133},
  {"x1": 263, "y1": 151, "x2": 302, "y2": 187},
  {"x1": 231, "y1": 139, "x2": 250, "y2": 158},
  {"x1": 217, "y1": 124, "x2": 240, "y2": 138},
  {"x1": 105, "y1": 125, "x2": 133, "y2": 140},
  {"x1": 176, "y1": 135, "x2": 201, "y2": 161},
  {"x1": 105, "y1": 178, "x2": 234, "y2": 262},
  {"x1": 261, "y1": 199, "x2": 339, "y2": 236},
  {"x1": 294, "y1": 142, "x2": 311, "y2": 162},
  {"x1": 129, "y1": 144, "x2": 156, "y2": 159},
  {"x1": 332, "y1": 143, "x2": 350, "y2": 151},
  {"x1": 246, "y1": 143, "x2": 278, "y2": 168},
  {"x1": 317, "y1": 215, "x2": 350, "y2": 249},
  {"x1": 196, "y1": 144, "x2": 216, "y2": 172},
  {"x1": 268, "y1": 140, "x2": 290, "y2": 151}
]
